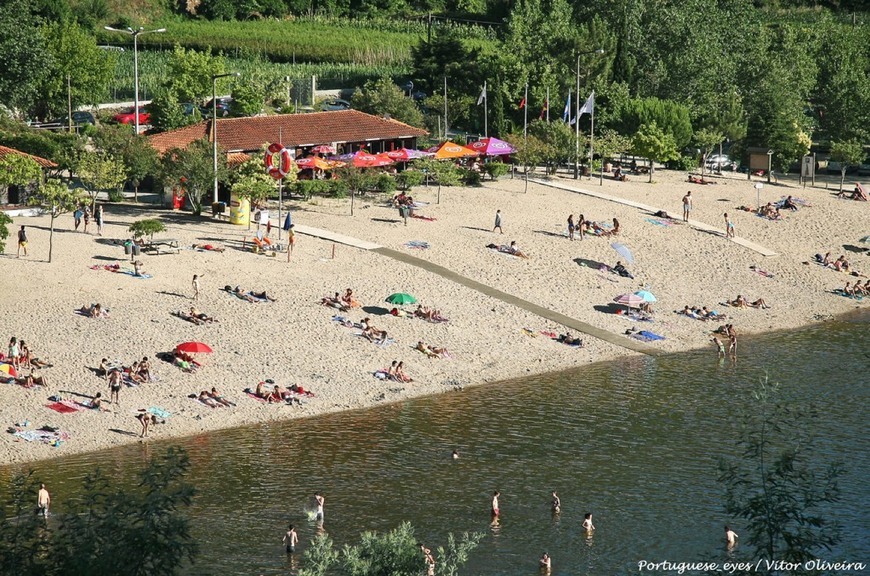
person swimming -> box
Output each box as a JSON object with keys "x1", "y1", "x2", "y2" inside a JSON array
[{"x1": 551, "y1": 491, "x2": 561, "y2": 514}]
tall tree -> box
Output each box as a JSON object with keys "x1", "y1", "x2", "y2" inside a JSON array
[
  {"x1": 93, "y1": 124, "x2": 160, "y2": 202},
  {"x1": 829, "y1": 139, "x2": 866, "y2": 195},
  {"x1": 350, "y1": 77, "x2": 425, "y2": 128},
  {"x1": 27, "y1": 178, "x2": 84, "y2": 262},
  {"x1": 75, "y1": 150, "x2": 127, "y2": 208},
  {"x1": 36, "y1": 20, "x2": 116, "y2": 120},
  {"x1": 161, "y1": 139, "x2": 226, "y2": 215},
  {"x1": 595, "y1": 128, "x2": 632, "y2": 184},
  {"x1": 165, "y1": 45, "x2": 226, "y2": 104},
  {"x1": 693, "y1": 128, "x2": 724, "y2": 175},
  {"x1": 631, "y1": 122, "x2": 679, "y2": 182},
  {"x1": 718, "y1": 378, "x2": 842, "y2": 567},
  {"x1": 0, "y1": 0, "x2": 50, "y2": 115},
  {"x1": 147, "y1": 87, "x2": 199, "y2": 133}
]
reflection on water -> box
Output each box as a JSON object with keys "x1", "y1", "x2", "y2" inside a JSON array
[{"x1": 3, "y1": 312, "x2": 868, "y2": 575}]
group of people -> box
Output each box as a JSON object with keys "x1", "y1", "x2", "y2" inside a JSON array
[
  {"x1": 567, "y1": 214, "x2": 620, "y2": 241},
  {"x1": 252, "y1": 380, "x2": 310, "y2": 404},
  {"x1": 841, "y1": 279, "x2": 870, "y2": 297},
  {"x1": 384, "y1": 360, "x2": 412, "y2": 382},
  {"x1": 99, "y1": 356, "x2": 154, "y2": 403},
  {"x1": 729, "y1": 295, "x2": 769, "y2": 309},
  {"x1": 758, "y1": 202, "x2": 783, "y2": 220},
  {"x1": 391, "y1": 191, "x2": 417, "y2": 209},
  {"x1": 73, "y1": 203, "x2": 104, "y2": 235},
  {"x1": 678, "y1": 305, "x2": 726, "y2": 321},
  {"x1": 196, "y1": 387, "x2": 236, "y2": 408},
  {"x1": 320, "y1": 288, "x2": 361, "y2": 312},
  {"x1": 3, "y1": 337, "x2": 50, "y2": 387},
  {"x1": 79, "y1": 303, "x2": 110, "y2": 318},
  {"x1": 712, "y1": 324, "x2": 739, "y2": 358},
  {"x1": 413, "y1": 304, "x2": 448, "y2": 323}
]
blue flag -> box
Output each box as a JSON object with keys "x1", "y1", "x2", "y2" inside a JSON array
[{"x1": 562, "y1": 91, "x2": 571, "y2": 123}]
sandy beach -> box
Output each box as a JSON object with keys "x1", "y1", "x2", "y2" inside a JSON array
[{"x1": 1, "y1": 168, "x2": 867, "y2": 465}]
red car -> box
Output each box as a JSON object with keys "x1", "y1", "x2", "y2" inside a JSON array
[{"x1": 113, "y1": 107, "x2": 150, "y2": 125}]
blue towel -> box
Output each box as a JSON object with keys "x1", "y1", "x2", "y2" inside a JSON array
[{"x1": 638, "y1": 330, "x2": 665, "y2": 341}]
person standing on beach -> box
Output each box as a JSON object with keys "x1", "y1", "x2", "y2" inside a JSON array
[
  {"x1": 682, "y1": 192, "x2": 692, "y2": 222},
  {"x1": 712, "y1": 337, "x2": 725, "y2": 358},
  {"x1": 73, "y1": 205, "x2": 83, "y2": 231},
  {"x1": 95, "y1": 205, "x2": 104, "y2": 236},
  {"x1": 83, "y1": 206, "x2": 90, "y2": 234},
  {"x1": 287, "y1": 224, "x2": 296, "y2": 253},
  {"x1": 567, "y1": 215, "x2": 575, "y2": 240},
  {"x1": 37, "y1": 483, "x2": 50, "y2": 518},
  {"x1": 283, "y1": 524, "x2": 298, "y2": 554},
  {"x1": 108, "y1": 369, "x2": 122, "y2": 405},
  {"x1": 577, "y1": 214, "x2": 586, "y2": 240},
  {"x1": 724, "y1": 213, "x2": 735, "y2": 238},
  {"x1": 192, "y1": 274, "x2": 201, "y2": 301},
  {"x1": 17, "y1": 225, "x2": 28, "y2": 257},
  {"x1": 493, "y1": 210, "x2": 503, "y2": 234},
  {"x1": 725, "y1": 525, "x2": 738, "y2": 549}
]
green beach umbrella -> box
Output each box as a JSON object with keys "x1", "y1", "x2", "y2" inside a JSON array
[{"x1": 386, "y1": 293, "x2": 417, "y2": 305}]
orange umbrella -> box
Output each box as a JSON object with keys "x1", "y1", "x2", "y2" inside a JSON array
[
  {"x1": 296, "y1": 156, "x2": 332, "y2": 170},
  {"x1": 428, "y1": 141, "x2": 480, "y2": 160}
]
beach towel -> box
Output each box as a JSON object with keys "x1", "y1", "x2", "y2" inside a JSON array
[
  {"x1": 119, "y1": 270, "x2": 153, "y2": 279},
  {"x1": 331, "y1": 315, "x2": 358, "y2": 329},
  {"x1": 13, "y1": 428, "x2": 70, "y2": 445},
  {"x1": 46, "y1": 402, "x2": 80, "y2": 414},
  {"x1": 487, "y1": 245, "x2": 521, "y2": 258},
  {"x1": 148, "y1": 407, "x2": 170, "y2": 419},
  {"x1": 832, "y1": 289, "x2": 864, "y2": 301},
  {"x1": 645, "y1": 218, "x2": 676, "y2": 227},
  {"x1": 353, "y1": 332, "x2": 396, "y2": 348},
  {"x1": 631, "y1": 330, "x2": 665, "y2": 342},
  {"x1": 244, "y1": 390, "x2": 268, "y2": 402},
  {"x1": 553, "y1": 337, "x2": 583, "y2": 348},
  {"x1": 405, "y1": 240, "x2": 430, "y2": 249}
]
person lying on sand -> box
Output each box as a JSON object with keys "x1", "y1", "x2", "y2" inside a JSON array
[
  {"x1": 613, "y1": 261, "x2": 634, "y2": 279},
  {"x1": 321, "y1": 293, "x2": 349, "y2": 312},
  {"x1": 80, "y1": 303, "x2": 109, "y2": 318},
  {"x1": 730, "y1": 295, "x2": 769, "y2": 309},
  {"x1": 192, "y1": 243, "x2": 226, "y2": 252},
  {"x1": 360, "y1": 318, "x2": 387, "y2": 343},
  {"x1": 198, "y1": 390, "x2": 221, "y2": 408},
  {"x1": 190, "y1": 307, "x2": 217, "y2": 323},
  {"x1": 506, "y1": 241, "x2": 529, "y2": 259},
  {"x1": 209, "y1": 387, "x2": 235, "y2": 407},
  {"x1": 557, "y1": 333, "x2": 583, "y2": 346}
]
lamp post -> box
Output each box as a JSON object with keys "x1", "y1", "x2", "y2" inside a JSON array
[
  {"x1": 212, "y1": 72, "x2": 241, "y2": 205},
  {"x1": 103, "y1": 26, "x2": 165, "y2": 135},
  {"x1": 574, "y1": 48, "x2": 605, "y2": 180}
]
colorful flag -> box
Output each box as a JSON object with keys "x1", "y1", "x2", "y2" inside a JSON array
[
  {"x1": 538, "y1": 99, "x2": 549, "y2": 120},
  {"x1": 562, "y1": 92, "x2": 571, "y2": 123},
  {"x1": 518, "y1": 97, "x2": 526, "y2": 109},
  {"x1": 579, "y1": 91, "x2": 595, "y2": 116},
  {"x1": 477, "y1": 83, "x2": 487, "y2": 106}
]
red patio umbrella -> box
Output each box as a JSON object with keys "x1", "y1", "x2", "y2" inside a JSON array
[{"x1": 175, "y1": 341, "x2": 213, "y2": 354}]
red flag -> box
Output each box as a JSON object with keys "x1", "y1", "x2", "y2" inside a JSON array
[
  {"x1": 538, "y1": 99, "x2": 549, "y2": 119},
  {"x1": 518, "y1": 98, "x2": 526, "y2": 109}
]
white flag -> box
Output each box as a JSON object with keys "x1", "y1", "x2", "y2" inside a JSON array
[
  {"x1": 477, "y1": 83, "x2": 487, "y2": 106},
  {"x1": 579, "y1": 91, "x2": 595, "y2": 116}
]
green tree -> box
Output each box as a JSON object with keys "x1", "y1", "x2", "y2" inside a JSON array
[
  {"x1": 614, "y1": 96, "x2": 693, "y2": 150},
  {"x1": 0, "y1": 212, "x2": 11, "y2": 253},
  {"x1": 76, "y1": 150, "x2": 126, "y2": 208},
  {"x1": 27, "y1": 178, "x2": 84, "y2": 262},
  {"x1": 147, "y1": 87, "x2": 199, "y2": 133},
  {"x1": 166, "y1": 45, "x2": 226, "y2": 104},
  {"x1": 93, "y1": 124, "x2": 160, "y2": 201},
  {"x1": 0, "y1": 0, "x2": 51, "y2": 115},
  {"x1": 527, "y1": 119, "x2": 580, "y2": 174},
  {"x1": 128, "y1": 218, "x2": 167, "y2": 242},
  {"x1": 718, "y1": 378, "x2": 842, "y2": 569},
  {"x1": 231, "y1": 156, "x2": 276, "y2": 211},
  {"x1": 36, "y1": 20, "x2": 116, "y2": 120},
  {"x1": 631, "y1": 122, "x2": 679, "y2": 182},
  {"x1": 351, "y1": 77, "x2": 425, "y2": 128},
  {"x1": 0, "y1": 470, "x2": 49, "y2": 575},
  {"x1": 693, "y1": 128, "x2": 724, "y2": 175},
  {"x1": 595, "y1": 129, "x2": 632, "y2": 185},
  {"x1": 230, "y1": 81, "x2": 265, "y2": 117},
  {"x1": 0, "y1": 154, "x2": 41, "y2": 203},
  {"x1": 161, "y1": 139, "x2": 225, "y2": 215},
  {"x1": 829, "y1": 139, "x2": 866, "y2": 195}
]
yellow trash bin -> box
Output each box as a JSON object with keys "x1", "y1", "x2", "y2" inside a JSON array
[{"x1": 229, "y1": 194, "x2": 250, "y2": 226}]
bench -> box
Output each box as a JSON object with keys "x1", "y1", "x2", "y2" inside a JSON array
[{"x1": 143, "y1": 239, "x2": 180, "y2": 254}]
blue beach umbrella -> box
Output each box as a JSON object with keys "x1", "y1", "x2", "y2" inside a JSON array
[{"x1": 634, "y1": 290, "x2": 657, "y2": 303}]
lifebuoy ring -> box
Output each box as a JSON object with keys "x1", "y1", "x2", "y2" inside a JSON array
[{"x1": 264, "y1": 143, "x2": 293, "y2": 180}]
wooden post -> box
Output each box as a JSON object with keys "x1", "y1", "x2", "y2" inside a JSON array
[{"x1": 331, "y1": 243, "x2": 336, "y2": 259}]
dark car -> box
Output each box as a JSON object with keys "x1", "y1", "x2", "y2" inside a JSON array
[
  {"x1": 31, "y1": 111, "x2": 96, "y2": 129},
  {"x1": 321, "y1": 98, "x2": 351, "y2": 112},
  {"x1": 201, "y1": 97, "x2": 232, "y2": 117}
]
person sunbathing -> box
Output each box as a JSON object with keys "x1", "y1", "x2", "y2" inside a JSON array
[
  {"x1": 833, "y1": 256, "x2": 850, "y2": 273},
  {"x1": 138, "y1": 357, "x2": 153, "y2": 381},
  {"x1": 842, "y1": 281, "x2": 855, "y2": 296},
  {"x1": 613, "y1": 261, "x2": 634, "y2": 279},
  {"x1": 342, "y1": 288, "x2": 361, "y2": 308},
  {"x1": 611, "y1": 218, "x2": 621, "y2": 235},
  {"x1": 731, "y1": 295, "x2": 748, "y2": 308},
  {"x1": 557, "y1": 333, "x2": 583, "y2": 346},
  {"x1": 127, "y1": 362, "x2": 146, "y2": 384},
  {"x1": 255, "y1": 381, "x2": 268, "y2": 399},
  {"x1": 209, "y1": 387, "x2": 235, "y2": 407},
  {"x1": 590, "y1": 222, "x2": 611, "y2": 236},
  {"x1": 25, "y1": 368, "x2": 49, "y2": 387},
  {"x1": 192, "y1": 243, "x2": 226, "y2": 252},
  {"x1": 822, "y1": 252, "x2": 833, "y2": 266},
  {"x1": 251, "y1": 290, "x2": 276, "y2": 302},
  {"x1": 363, "y1": 329, "x2": 388, "y2": 345},
  {"x1": 321, "y1": 293, "x2": 349, "y2": 312},
  {"x1": 268, "y1": 385, "x2": 284, "y2": 404},
  {"x1": 506, "y1": 241, "x2": 529, "y2": 259},
  {"x1": 133, "y1": 260, "x2": 145, "y2": 276},
  {"x1": 782, "y1": 196, "x2": 798, "y2": 211},
  {"x1": 394, "y1": 361, "x2": 412, "y2": 383},
  {"x1": 81, "y1": 303, "x2": 108, "y2": 318},
  {"x1": 416, "y1": 341, "x2": 439, "y2": 358},
  {"x1": 87, "y1": 392, "x2": 103, "y2": 410},
  {"x1": 198, "y1": 390, "x2": 221, "y2": 408},
  {"x1": 414, "y1": 305, "x2": 432, "y2": 320}
]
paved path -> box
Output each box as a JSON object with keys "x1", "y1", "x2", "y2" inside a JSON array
[
  {"x1": 531, "y1": 178, "x2": 779, "y2": 257},
  {"x1": 295, "y1": 224, "x2": 660, "y2": 356}
]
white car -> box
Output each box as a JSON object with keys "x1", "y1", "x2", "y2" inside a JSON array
[{"x1": 706, "y1": 154, "x2": 736, "y2": 170}]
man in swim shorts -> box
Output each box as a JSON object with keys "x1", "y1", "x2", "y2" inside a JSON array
[
  {"x1": 17, "y1": 225, "x2": 28, "y2": 258},
  {"x1": 682, "y1": 192, "x2": 692, "y2": 222},
  {"x1": 283, "y1": 524, "x2": 298, "y2": 553}
]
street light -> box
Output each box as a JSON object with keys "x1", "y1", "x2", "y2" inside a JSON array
[
  {"x1": 103, "y1": 26, "x2": 165, "y2": 136},
  {"x1": 575, "y1": 48, "x2": 605, "y2": 180},
  {"x1": 212, "y1": 72, "x2": 241, "y2": 204}
]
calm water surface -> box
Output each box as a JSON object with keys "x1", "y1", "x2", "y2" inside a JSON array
[{"x1": 3, "y1": 312, "x2": 868, "y2": 575}]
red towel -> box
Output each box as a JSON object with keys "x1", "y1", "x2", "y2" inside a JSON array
[{"x1": 46, "y1": 402, "x2": 78, "y2": 414}]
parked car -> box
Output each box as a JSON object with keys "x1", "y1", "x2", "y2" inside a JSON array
[
  {"x1": 201, "y1": 97, "x2": 232, "y2": 117},
  {"x1": 113, "y1": 107, "x2": 150, "y2": 125},
  {"x1": 31, "y1": 111, "x2": 96, "y2": 129},
  {"x1": 321, "y1": 98, "x2": 351, "y2": 111},
  {"x1": 705, "y1": 154, "x2": 736, "y2": 171}
]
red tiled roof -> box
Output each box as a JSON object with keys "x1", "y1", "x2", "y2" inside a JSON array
[
  {"x1": 0, "y1": 145, "x2": 57, "y2": 169},
  {"x1": 149, "y1": 110, "x2": 428, "y2": 156},
  {"x1": 227, "y1": 152, "x2": 252, "y2": 168}
]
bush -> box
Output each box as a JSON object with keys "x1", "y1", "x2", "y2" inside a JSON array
[
  {"x1": 462, "y1": 169, "x2": 482, "y2": 186},
  {"x1": 395, "y1": 170, "x2": 424, "y2": 190},
  {"x1": 328, "y1": 179, "x2": 349, "y2": 198},
  {"x1": 665, "y1": 155, "x2": 697, "y2": 171},
  {"x1": 128, "y1": 218, "x2": 166, "y2": 240},
  {"x1": 294, "y1": 180, "x2": 331, "y2": 200},
  {"x1": 373, "y1": 173, "x2": 397, "y2": 193},
  {"x1": 483, "y1": 162, "x2": 509, "y2": 181},
  {"x1": 107, "y1": 189, "x2": 124, "y2": 202}
]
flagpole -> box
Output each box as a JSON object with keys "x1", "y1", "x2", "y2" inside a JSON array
[
  {"x1": 484, "y1": 80, "x2": 488, "y2": 138},
  {"x1": 443, "y1": 76, "x2": 448, "y2": 140},
  {"x1": 278, "y1": 126, "x2": 283, "y2": 241},
  {"x1": 589, "y1": 96, "x2": 595, "y2": 182},
  {"x1": 523, "y1": 83, "x2": 529, "y2": 194},
  {"x1": 574, "y1": 54, "x2": 581, "y2": 180}
]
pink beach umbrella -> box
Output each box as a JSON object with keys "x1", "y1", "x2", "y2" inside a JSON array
[{"x1": 613, "y1": 293, "x2": 646, "y2": 309}]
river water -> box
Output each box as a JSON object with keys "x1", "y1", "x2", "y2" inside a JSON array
[{"x1": 3, "y1": 312, "x2": 868, "y2": 575}]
